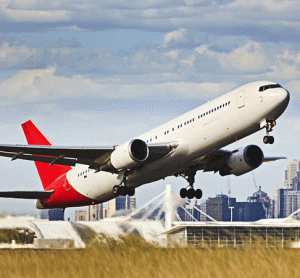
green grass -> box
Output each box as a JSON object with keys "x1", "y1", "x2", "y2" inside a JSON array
[{"x1": 0, "y1": 236, "x2": 299, "y2": 278}]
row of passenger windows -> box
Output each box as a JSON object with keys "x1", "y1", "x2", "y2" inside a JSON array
[
  {"x1": 198, "y1": 101, "x2": 230, "y2": 119},
  {"x1": 146, "y1": 100, "x2": 231, "y2": 143},
  {"x1": 78, "y1": 168, "x2": 93, "y2": 177}
]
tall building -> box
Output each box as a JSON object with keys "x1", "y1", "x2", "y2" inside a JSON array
[
  {"x1": 274, "y1": 187, "x2": 287, "y2": 218},
  {"x1": 248, "y1": 186, "x2": 273, "y2": 218},
  {"x1": 284, "y1": 160, "x2": 300, "y2": 190},
  {"x1": 285, "y1": 191, "x2": 300, "y2": 219},
  {"x1": 274, "y1": 160, "x2": 300, "y2": 219},
  {"x1": 107, "y1": 195, "x2": 136, "y2": 217},
  {"x1": 207, "y1": 195, "x2": 236, "y2": 221},
  {"x1": 88, "y1": 203, "x2": 106, "y2": 221}
]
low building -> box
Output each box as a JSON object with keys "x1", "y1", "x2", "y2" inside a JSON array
[{"x1": 166, "y1": 219, "x2": 300, "y2": 248}]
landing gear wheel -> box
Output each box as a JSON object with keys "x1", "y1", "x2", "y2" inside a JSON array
[
  {"x1": 119, "y1": 186, "x2": 127, "y2": 196},
  {"x1": 269, "y1": 136, "x2": 274, "y2": 144},
  {"x1": 195, "y1": 189, "x2": 203, "y2": 199},
  {"x1": 127, "y1": 187, "x2": 135, "y2": 196},
  {"x1": 113, "y1": 185, "x2": 120, "y2": 195},
  {"x1": 187, "y1": 188, "x2": 195, "y2": 199},
  {"x1": 263, "y1": 135, "x2": 274, "y2": 144},
  {"x1": 180, "y1": 188, "x2": 187, "y2": 198}
]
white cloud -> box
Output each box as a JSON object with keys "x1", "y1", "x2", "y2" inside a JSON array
[
  {"x1": 0, "y1": 41, "x2": 42, "y2": 68},
  {"x1": 0, "y1": 67, "x2": 237, "y2": 103},
  {"x1": 0, "y1": 0, "x2": 299, "y2": 43},
  {"x1": 163, "y1": 28, "x2": 187, "y2": 48},
  {"x1": 218, "y1": 42, "x2": 268, "y2": 73}
]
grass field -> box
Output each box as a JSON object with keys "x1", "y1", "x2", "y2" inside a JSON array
[{"x1": 0, "y1": 236, "x2": 299, "y2": 278}]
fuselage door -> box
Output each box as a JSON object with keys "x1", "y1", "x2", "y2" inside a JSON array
[{"x1": 238, "y1": 90, "x2": 245, "y2": 108}]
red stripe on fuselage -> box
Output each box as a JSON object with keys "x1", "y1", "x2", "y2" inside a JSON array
[{"x1": 40, "y1": 173, "x2": 99, "y2": 209}]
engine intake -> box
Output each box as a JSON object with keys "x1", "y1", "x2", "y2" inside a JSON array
[
  {"x1": 220, "y1": 145, "x2": 264, "y2": 176},
  {"x1": 110, "y1": 139, "x2": 149, "y2": 170}
]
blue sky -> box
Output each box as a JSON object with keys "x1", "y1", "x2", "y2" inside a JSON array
[{"x1": 0, "y1": 0, "x2": 299, "y2": 219}]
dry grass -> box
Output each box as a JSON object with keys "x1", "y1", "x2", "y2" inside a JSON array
[{"x1": 0, "y1": 236, "x2": 300, "y2": 278}]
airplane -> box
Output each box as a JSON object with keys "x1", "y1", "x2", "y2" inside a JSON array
[{"x1": 0, "y1": 80, "x2": 290, "y2": 209}]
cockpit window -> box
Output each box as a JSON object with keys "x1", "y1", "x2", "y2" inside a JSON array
[{"x1": 259, "y1": 84, "x2": 282, "y2": 92}]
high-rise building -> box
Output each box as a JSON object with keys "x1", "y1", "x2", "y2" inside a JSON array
[
  {"x1": 207, "y1": 195, "x2": 236, "y2": 221},
  {"x1": 274, "y1": 160, "x2": 300, "y2": 219},
  {"x1": 284, "y1": 191, "x2": 300, "y2": 219},
  {"x1": 284, "y1": 160, "x2": 300, "y2": 190},
  {"x1": 107, "y1": 195, "x2": 136, "y2": 217}
]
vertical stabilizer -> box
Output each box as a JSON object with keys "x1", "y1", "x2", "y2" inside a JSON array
[{"x1": 21, "y1": 120, "x2": 72, "y2": 190}]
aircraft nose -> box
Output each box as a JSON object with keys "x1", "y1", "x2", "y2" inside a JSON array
[{"x1": 278, "y1": 88, "x2": 290, "y2": 106}]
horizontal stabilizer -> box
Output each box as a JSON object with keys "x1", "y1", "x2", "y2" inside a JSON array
[{"x1": 0, "y1": 190, "x2": 54, "y2": 199}]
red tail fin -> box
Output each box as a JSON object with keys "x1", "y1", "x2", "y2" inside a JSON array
[{"x1": 21, "y1": 120, "x2": 72, "y2": 190}]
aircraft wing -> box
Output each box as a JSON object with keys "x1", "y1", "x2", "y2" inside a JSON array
[
  {"x1": 188, "y1": 149, "x2": 286, "y2": 174},
  {"x1": 0, "y1": 143, "x2": 175, "y2": 171}
]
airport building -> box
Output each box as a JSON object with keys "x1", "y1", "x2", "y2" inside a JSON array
[{"x1": 166, "y1": 220, "x2": 300, "y2": 248}]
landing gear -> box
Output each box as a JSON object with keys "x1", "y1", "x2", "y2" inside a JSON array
[
  {"x1": 263, "y1": 120, "x2": 276, "y2": 144},
  {"x1": 178, "y1": 168, "x2": 203, "y2": 199},
  {"x1": 112, "y1": 170, "x2": 135, "y2": 197},
  {"x1": 113, "y1": 185, "x2": 135, "y2": 196},
  {"x1": 180, "y1": 188, "x2": 203, "y2": 199},
  {"x1": 263, "y1": 135, "x2": 274, "y2": 144}
]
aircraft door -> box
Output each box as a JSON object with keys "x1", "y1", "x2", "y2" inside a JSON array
[{"x1": 237, "y1": 90, "x2": 245, "y2": 108}]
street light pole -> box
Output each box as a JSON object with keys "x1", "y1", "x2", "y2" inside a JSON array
[{"x1": 229, "y1": 206, "x2": 234, "y2": 222}]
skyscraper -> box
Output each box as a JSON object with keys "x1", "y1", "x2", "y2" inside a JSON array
[
  {"x1": 284, "y1": 160, "x2": 300, "y2": 190},
  {"x1": 107, "y1": 195, "x2": 136, "y2": 217}
]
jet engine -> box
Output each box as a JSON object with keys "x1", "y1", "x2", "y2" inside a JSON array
[
  {"x1": 110, "y1": 139, "x2": 149, "y2": 170},
  {"x1": 219, "y1": 145, "x2": 264, "y2": 176}
]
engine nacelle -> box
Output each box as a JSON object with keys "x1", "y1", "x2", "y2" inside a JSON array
[
  {"x1": 219, "y1": 145, "x2": 264, "y2": 176},
  {"x1": 110, "y1": 139, "x2": 149, "y2": 170}
]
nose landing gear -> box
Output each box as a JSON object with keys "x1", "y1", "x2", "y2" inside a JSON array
[
  {"x1": 263, "y1": 120, "x2": 276, "y2": 144},
  {"x1": 178, "y1": 168, "x2": 203, "y2": 199}
]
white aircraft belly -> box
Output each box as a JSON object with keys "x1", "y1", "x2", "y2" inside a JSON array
[{"x1": 67, "y1": 169, "x2": 120, "y2": 201}]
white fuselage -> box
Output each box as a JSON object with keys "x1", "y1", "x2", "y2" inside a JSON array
[{"x1": 67, "y1": 81, "x2": 290, "y2": 203}]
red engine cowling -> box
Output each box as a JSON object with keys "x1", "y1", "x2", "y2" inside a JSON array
[{"x1": 219, "y1": 145, "x2": 264, "y2": 176}]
